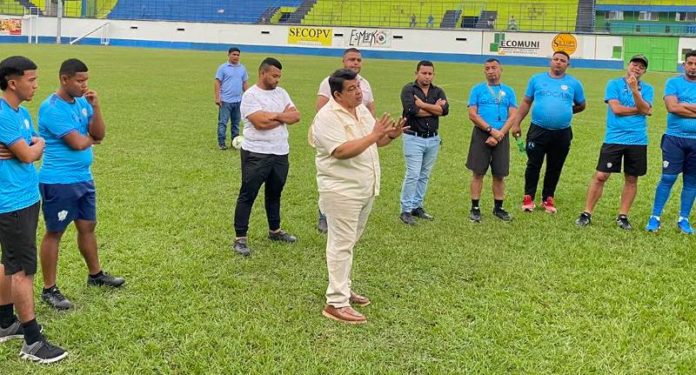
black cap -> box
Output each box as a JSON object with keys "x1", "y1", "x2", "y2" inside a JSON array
[{"x1": 630, "y1": 54, "x2": 649, "y2": 69}]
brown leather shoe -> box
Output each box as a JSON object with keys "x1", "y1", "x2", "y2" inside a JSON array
[
  {"x1": 349, "y1": 292, "x2": 371, "y2": 307},
  {"x1": 322, "y1": 305, "x2": 367, "y2": 324}
]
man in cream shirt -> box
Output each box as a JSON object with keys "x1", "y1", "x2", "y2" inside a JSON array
[{"x1": 311, "y1": 69, "x2": 404, "y2": 324}]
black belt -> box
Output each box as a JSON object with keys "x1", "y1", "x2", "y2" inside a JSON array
[{"x1": 404, "y1": 130, "x2": 438, "y2": 138}]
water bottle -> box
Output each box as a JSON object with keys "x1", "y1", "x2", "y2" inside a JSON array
[{"x1": 514, "y1": 135, "x2": 526, "y2": 154}]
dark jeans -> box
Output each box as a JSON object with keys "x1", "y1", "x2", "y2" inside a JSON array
[
  {"x1": 233, "y1": 150, "x2": 289, "y2": 237},
  {"x1": 524, "y1": 124, "x2": 573, "y2": 200},
  {"x1": 218, "y1": 101, "x2": 241, "y2": 146}
]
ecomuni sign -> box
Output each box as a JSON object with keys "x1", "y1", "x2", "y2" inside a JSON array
[{"x1": 288, "y1": 27, "x2": 333, "y2": 46}]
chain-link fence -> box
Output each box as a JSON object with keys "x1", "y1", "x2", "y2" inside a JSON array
[{"x1": 1, "y1": 0, "x2": 695, "y2": 35}]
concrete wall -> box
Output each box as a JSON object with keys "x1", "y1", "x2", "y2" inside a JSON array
[{"x1": 0, "y1": 16, "x2": 692, "y2": 70}]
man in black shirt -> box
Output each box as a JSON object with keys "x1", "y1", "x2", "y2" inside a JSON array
[{"x1": 399, "y1": 60, "x2": 449, "y2": 224}]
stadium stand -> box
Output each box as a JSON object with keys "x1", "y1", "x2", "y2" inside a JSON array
[
  {"x1": 301, "y1": 0, "x2": 579, "y2": 32},
  {"x1": 595, "y1": 0, "x2": 696, "y2": 35},
  {"x1": 107, "y1": 0, "x2": 303, "y2": 23}
]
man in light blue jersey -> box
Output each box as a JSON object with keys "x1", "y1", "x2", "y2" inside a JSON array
[
  {"x1": 214, "y1": 47, "x2": 249, "y2": 150},
  {"x1": 466, "y1": 58, "x2": 518, "y2": 222},
  {"x1": 646, "y1": 50, "x2": 696, "y2": 234},
  {"x1": 512, "y1": 51, "x2": 586, "y2": 214},
  {"x1": 576, "y1": 55, "x2": 653, "y2": 230},
  {"x1": 37, "y1": 59, "x2": 124, "y2": 311},
  {"x1": 0, "y1": 56, "x2": 67, "y2": 364}
]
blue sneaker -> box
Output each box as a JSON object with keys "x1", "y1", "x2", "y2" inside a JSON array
[
  {"x1": 678, "y1": 217, "x2": 693, "y2": 235},
  {"x1": 645, "y1": 215, "x2": 661, "y2": 232}
]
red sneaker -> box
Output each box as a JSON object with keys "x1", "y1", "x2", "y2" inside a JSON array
[
  {"x1": 542, "y1": 196, "x2": 557, "y2": 214},
  {"x1": 522, "y1": 195, "x2": 536, "y2": 212}
]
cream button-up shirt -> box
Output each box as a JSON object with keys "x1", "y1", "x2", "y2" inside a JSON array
[{"x1": 311, "y1": 99, "x2": 380, "y2": 199}]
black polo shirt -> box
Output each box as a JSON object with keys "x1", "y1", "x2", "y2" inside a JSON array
[{"x1": 400, "y1": 81, "x2": 449, "y2": 135}]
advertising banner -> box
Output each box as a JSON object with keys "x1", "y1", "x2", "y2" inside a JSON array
[
  {"x1": 287, "y1": 27, "x2": 333, "y2": 46},
  {"x1": 347, "y1": 28, "x2": 391, "y2": 48},
  {"x1": 486, "y1": 32, "x2": 582, "y2": 57},
  {"x1": 0, "y1": 18, "x2": 22, "y2": 36}
]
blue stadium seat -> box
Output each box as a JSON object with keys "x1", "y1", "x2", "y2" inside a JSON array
[{"x1": 107, "y1": 0, "x2": 302, "y2": 23}]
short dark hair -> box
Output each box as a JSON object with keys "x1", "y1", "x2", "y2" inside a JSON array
[
  {"x1": 416, "y1": 60, "x2": 434, "y2": 71},
  {"x1": 59, "y1": 58, "x2": 88, "y2": 78},
  {"x1": 343, "y1": 48, "x2": 361, "y2": 56},
  {"x1": 685, "y1": 50, "x2": 696, "y2": 60},
  {"x1": 485, "y1": 58, "x2": 500, "y2": 64},
  {"x1": 328, "y1": 68, "x2": 357, "y2": 99},
  {"x1": 228, "y1": 47, "x2": 240, "y2": 54},
  {"x1": 259, "y1": 57, "x2": 282, "y2": 72},
  {"x1": 553, "y1": 50, "x2": 570, "y2": 60},
  {"x1": 0, "y1": 56, "x2": 37, "y2": 91}
]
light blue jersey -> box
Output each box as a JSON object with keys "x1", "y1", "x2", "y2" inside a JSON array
[
  {"x1": 0, "y1": 99, "x2": 40, "y2": 213},
  {"x1": 524, "y1": 72, "x2": 585, "y2": 130},
  {"x1": 604, "y1": 77, "x2": 654, "y2": 145},
  {"x1": 38, "y1": 94, "x2": 94, "y2": 184},
  {"x1": 215, "y1": 63, "x2": 248, "y2": 103},
  {"x1": 665, "y1": 75, "x2": 696, "y2": 139},
  {"x1": 468, "y1": 82, "x2": 517, "y2": 130}
]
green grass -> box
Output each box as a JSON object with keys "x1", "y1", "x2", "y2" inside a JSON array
[{"x1": 1, "y1": 44, "x2": 695, "y2": 373}]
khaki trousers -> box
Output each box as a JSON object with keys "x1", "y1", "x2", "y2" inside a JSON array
[{"x1": 319, "y1": 191, "x2": 374, "y2": 308}]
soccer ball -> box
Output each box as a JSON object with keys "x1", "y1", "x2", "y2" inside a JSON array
[{"x1": 231, "y1": 135, "x2": 244, "y2": 150}]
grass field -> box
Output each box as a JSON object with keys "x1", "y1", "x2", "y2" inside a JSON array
[{"x1": 1, "y1": 44, "x2": 695, "y2": 373}]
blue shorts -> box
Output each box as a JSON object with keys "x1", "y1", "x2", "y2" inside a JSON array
[
  {"x1": 661, "y1": 134, "x2": 696, "y2": 176},
  {"x1": 39, "y1": 181, "x2": 96, "y2": 232}
]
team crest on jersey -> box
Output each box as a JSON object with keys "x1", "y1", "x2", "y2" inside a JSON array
[
  {"x1": 500, "y1": 91, "x2": 506, "y2": 97},
  {"x1": 663, "y1": 161, "x2": 670, "y2": 169},
  {"x1": 607, "y1": 162, "x2": 613, "y2": 169},
  {"x1": 23, "y1": 119, "x2": 30, "y2": 129},
  {"x1": 57, "y1": 210, "x2": 68, "y2": 221},
  {"x1": 560, "y1": 85, "x2": 568, "y2": 91},
  {"x1": 528, "y1": 142, "x2": 535, "y2": 150},
  {"x1": 82, "y1": 108, "x2": 88, "y2": 117}
]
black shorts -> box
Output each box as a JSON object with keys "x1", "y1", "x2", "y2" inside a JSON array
[
  {"x1": 596, "y1": 143, "x2": 647, "y2": 176},
  {"x1": 0, "y1": 202, "x2": 40, "y2": 276},
  {"x1": 466, "y1": 127, "x2": 510, "y2": 177}
]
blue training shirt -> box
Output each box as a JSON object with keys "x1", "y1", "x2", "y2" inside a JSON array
[
  {"x1": 0, "y1": 99, "x2": 40, "y2": 213},
  {"x1": 665, "y1": 75, "x2": 696, "y2": 139},
  {"x1": 215, "y1": 63, "x2": 248, "y2": 103},
  {"x1": 38, "y1": 94, "x2": 94, "y2": 184},
  {"x1": 524, "y1": 72, "x2": 585, "y2": 130},
  {"x1": 604, "y1": 77, "x2": 654, "y2": 145},
  {"x1": 468, "y1": 82, "x2": 517, "y2": 130}
]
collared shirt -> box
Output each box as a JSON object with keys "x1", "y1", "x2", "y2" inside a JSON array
[
  {"x1": 38, "y1": 94, "x2": 95, "y2": 184},
  {"x1": 311, "y1": 99, "x2": 380, "y2": 199},
  {"x1": 604, "y1": 77, "x2": 654, "y2": 145},
  {"x1": 524, "y1": 72, "x2": 585, "y2": 130},
  {"x1": 318, "y1": 74, "x2": 374, "y2": 107},
  {"x1": 665, "y1": 75, "x2": 696, "y2": 139},
  {"x1": 240, "y1": 85, "x2": 295, "y2": 155},
  {"x1": 215, "y1": 62, "x2": 248, "y2": 103},
  {"x1": 0, "y1": 99, "x2": 40, "y2": 213},
  {"x1": 401, "y1": 81, "x2": 449, "y2": 134},
  {"x1": 468, "y1": 82, "x2": 517, "y2": 130}
]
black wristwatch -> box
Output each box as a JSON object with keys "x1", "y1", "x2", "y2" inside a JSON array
[{"x1": 485, "y1": 126, "x2": 492, "y2": 133}]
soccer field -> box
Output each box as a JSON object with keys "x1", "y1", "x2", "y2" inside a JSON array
[{"x1": 1, "y1": 44, "x2": 695, "y2": 373}]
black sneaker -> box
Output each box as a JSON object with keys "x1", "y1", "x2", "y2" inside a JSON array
[
  {"x1": 469, "y1": 208, "x2": 482, "y2": 223},
  {"x1": 411, "y1": 207, "x2": 434, "y2": 220},
  {"x1": 0, "y1": 320, "x2": 22, "y2": 343},
  {"x1": 218, "y1": 144, "x2": 228, "y2": 150},
  {"x1": 20, "y1": 339, "x2": 68, "y2": 364},
  {"x1": 576, "y1": 212, "x2": 592, "y2": 227},
  {"x1": 87, "y1": 272, "x2": 125, "y2": 288},
  {"x1": 268, "y1": 230, "x2": 297, "y2": 243},
  {"x1": 317, "y1": 212, "x2": 328, "y2": 234},
  {"x1": 399, "y1": 212, "x2": 416, "y2": 225},
  {"x1": 233, "y1": 238, "x2": 251, "y2": 256},
  {"x1": 41, "y1": 286, "x2": 73, "y2": 311},
  {"x1": 616, "y1": 214, "x2": 633, "y2": 230},
  {"x1": 493, "y1": 208, "x2": 512, "y2": 222}
]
